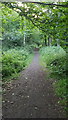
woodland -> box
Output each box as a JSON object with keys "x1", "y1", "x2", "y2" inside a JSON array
[{"x1": 0, "y1": 1, "x2": 68, "y2": 117}]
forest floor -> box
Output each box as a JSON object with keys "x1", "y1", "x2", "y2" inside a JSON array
[{"x1": 2, "y1": 51, "x2": 66, "y2": 118}]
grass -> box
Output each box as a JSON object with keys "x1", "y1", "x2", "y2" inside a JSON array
[{"x1": 40, "y1": 46, "x2": 67, "y2": 113}]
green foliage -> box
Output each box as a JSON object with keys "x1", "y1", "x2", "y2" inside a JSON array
[
  {"x1": 2, "y1": 3, "x2": 44, "y2": 49},
  {"x1": 40, "y1": 46, "x2": 67, "y2": 110},
  {"x1": 1, "y1": 2, "x2": 68, "y2": 114},
  {"x1": 2, "y1": 31, "x2": 24, "y2": 49},
  {"x1": 2, "y1": 2, "x2": 68, "y2": 49},
  {"x1": 54, "y1": 79, "x2": 67, "y2": 106},
  {"x1": 40, "y1": 46, "x2": 66, "y2": 65},
  {"x1": 40, "y1": 46, "x2": 66, "y2": 79},
  {"x1": 2, "y1": 48, "x2": 29, "y2": 81},
  {"x1": 49, "y1": 57, "x2": 66, "y2": 78}
]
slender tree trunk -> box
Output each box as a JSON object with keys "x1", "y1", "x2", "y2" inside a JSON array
[
  {"x1": 23, "y1": 4, "x2": 26, "y2": 46},
  {"x1": 23, "y1": 17, "x2": 26, "y2": 46},
  {"x1": 23, "y1": 32, "x2": 26, "y2": 45},
  {"x1": 44, "y1": 39, "x2": 47, "y2": 45},
  {"x1": 48, "y1": 36, "x2": 52, "y2": 46},
  {"x1": 56, "y1": 39, "x2": 60, "y2": 46},
  {"x1": 49, "y1": 37, "x2": 52, "y2": 46},
  {"x1": 44, "y1": 35, "x2": 47, "y2": 46},
  {"x1": 46, "y1": 36, "x2": 49, "y2": 46}
]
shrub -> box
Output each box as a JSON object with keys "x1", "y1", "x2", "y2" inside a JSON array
[
  {"x1": 2, "y1": 48, "x2": 29, "y2": 80},
  {"x1": 40, "y1": 46, "x2": 66, "y2": 65},
  {"x1": 40, "y1": 46, "x2": 67, "y2": 109}
]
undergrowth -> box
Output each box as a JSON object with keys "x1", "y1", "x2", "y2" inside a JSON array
[
  {"x1": 2, "y1": 47, "x2": 33, "y2": 82},
  {"x1": 40, "y1": 46, "x2": 67, "y2": 114}
]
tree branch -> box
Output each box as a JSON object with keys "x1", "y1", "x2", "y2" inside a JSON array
[
  {"x1": 22, "y1": 1, "x2": 68, "y2": 7},
  {"x1": 2, "y1": 1, "x2": 68, "y2": 8}
]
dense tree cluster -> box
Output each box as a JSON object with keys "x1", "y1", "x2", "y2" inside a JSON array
[{"x1": 1, "y1": 1, "x2": 68, "y2": 49}]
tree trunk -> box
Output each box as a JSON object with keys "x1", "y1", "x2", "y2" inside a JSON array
[
  {"x1": 23, "y1": 17, "x2": 26, "y2": 46},
  {"x1": 48, "y1": 36, "x2": 52, "y2": 46},
  {"x1": 23, "y1": 32, "x2": 26, "y2": 45},
  {"x1": 44, "y1": 34, "x2": 47, "y2": 46},
  {"x1": 49, "y1": 37, "x2": 52, "y2": 46},
  {"x1": 56, "y1": 39, "x2": 60, "y2": 46},
  {"x1": 44, "y1": 38, "x2": 47, "y2": 46}
]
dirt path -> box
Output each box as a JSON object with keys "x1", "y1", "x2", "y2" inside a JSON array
[{"x1": 3, "y1": 51, "x2": 66, "y2": 118}]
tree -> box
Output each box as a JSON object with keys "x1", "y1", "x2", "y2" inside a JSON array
[{"x1": 1, "y1": 1, "x2": 68, "y2": 49}]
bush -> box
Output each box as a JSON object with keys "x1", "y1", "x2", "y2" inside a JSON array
[
  {"x1": 40, "y1": 46, "x2": 67, "y2": 109},
  {"x1": 2, "y1": 48, "x2": 29, "y2": 80},
  {"x1": 40, "y1": 46, "x2": 66, "y2": 65},
  {"x1": 40, "y1": 46, "x2": 67, "y2": 76}
]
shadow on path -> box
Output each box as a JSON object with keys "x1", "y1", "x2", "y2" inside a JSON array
[{"x1": 3, "y1": 51, "x2": 66, "y2": 118}]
